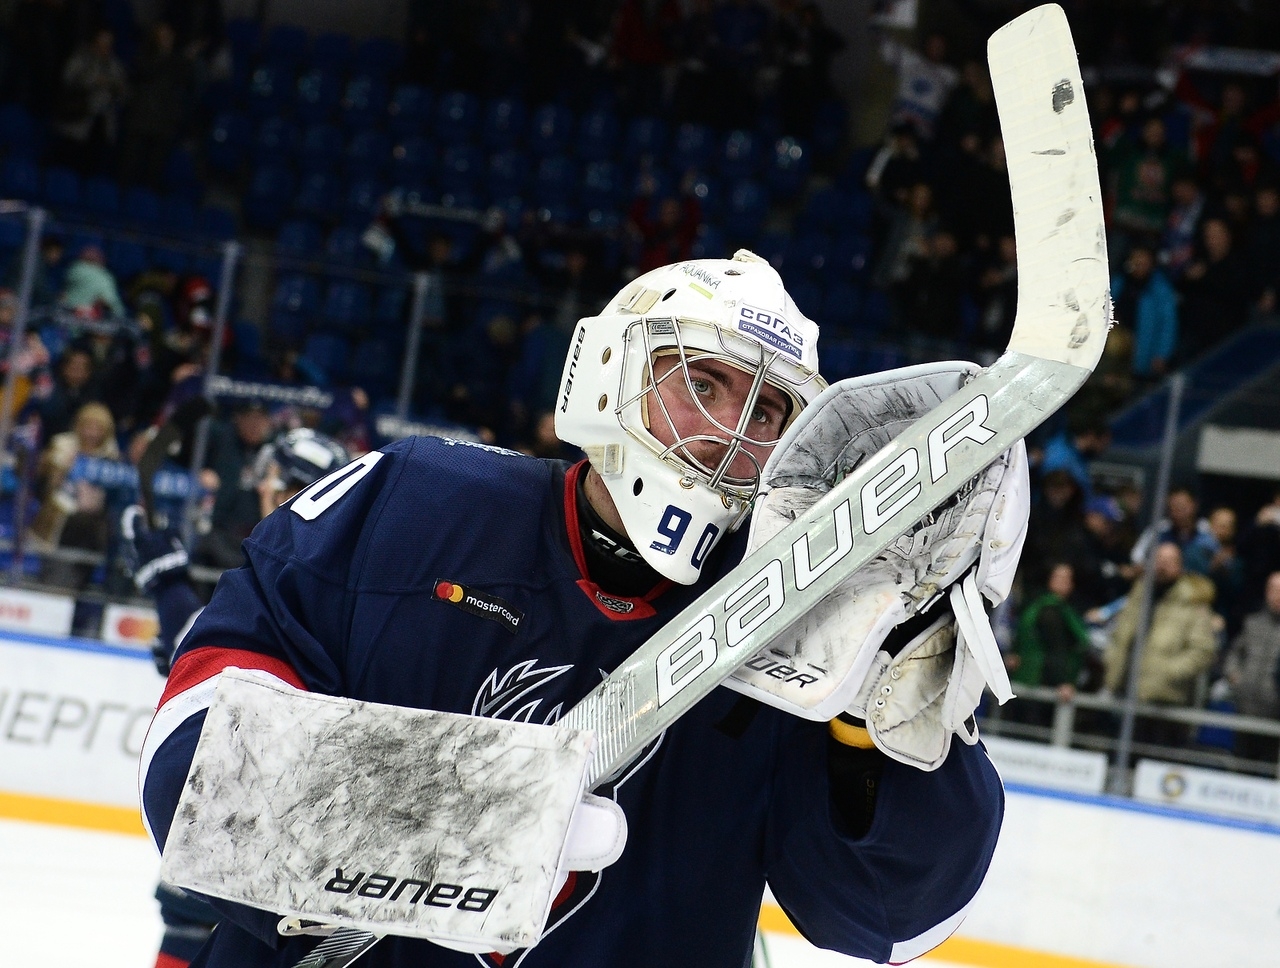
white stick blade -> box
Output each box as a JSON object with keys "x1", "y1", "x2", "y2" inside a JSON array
[{"x1": 990, "y1": 3, "x2": 1110, "y2": 372}]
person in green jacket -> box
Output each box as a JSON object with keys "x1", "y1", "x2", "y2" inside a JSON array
[{"x1": 1007, "y1": 562, "x2": 1095, "y2": 725}]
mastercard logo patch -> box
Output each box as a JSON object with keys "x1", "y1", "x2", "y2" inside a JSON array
[{"x1": 435, "y1": 581, "x2": 466, "y2": 603}]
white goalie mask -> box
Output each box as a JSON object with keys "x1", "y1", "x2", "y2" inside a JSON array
[{"x1": 555, "y1": 250, "x2": 827, "y2": 584}]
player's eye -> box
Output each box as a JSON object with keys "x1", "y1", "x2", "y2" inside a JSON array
[{"x1": 689, "y1": 377, "x2": 712, "y2": 396}]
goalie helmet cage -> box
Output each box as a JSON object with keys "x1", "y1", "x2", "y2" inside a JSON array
[{"x1": 289, "y1": 4, "x2": 1110, "y2": 964}]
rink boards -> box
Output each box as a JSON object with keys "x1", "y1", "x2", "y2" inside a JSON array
[{"x1": 4, "y1": 631, "x2": 1280, "y2": 968}]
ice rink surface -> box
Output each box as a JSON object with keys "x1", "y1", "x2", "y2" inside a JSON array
[{"x1": 8, "y1": 782, "x2": 1280, "y2": 968}]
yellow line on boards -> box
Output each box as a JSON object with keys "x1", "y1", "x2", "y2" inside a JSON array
[
  {"x1": 759, "y1": 904, "x2": 1132, "y2": 968},
  {"x1": 0, "y1": 791, "x2": 146, "y2": 836}
]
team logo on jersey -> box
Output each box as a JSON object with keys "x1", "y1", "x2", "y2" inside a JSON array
[
  {"x1": 434, "y1": 580, "x2": 524, "y2": 634},
  {"x1": 594, "y1": 590, "x2": 636, "y2": 614},
  {"x1": 472, "y1": 659, "x2": 572, "y2": 723}
]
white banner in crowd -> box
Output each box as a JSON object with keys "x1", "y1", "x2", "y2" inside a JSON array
[
  {"x1": 982, "y1": 736, "x2": 1108, "y2": 795},
  {"x1": 1134, "y1": 759, "x2": 1280, "y2": 826},
  {"x1": 0, "y1": 587, "x2": 74, "y2": 636},
  {"x1": 0, "y1": 633, "x2": 164, "y2": 811}
]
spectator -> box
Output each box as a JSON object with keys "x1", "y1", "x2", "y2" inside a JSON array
[
  {"x1": 1040, "y1": 413, "x2": 1111, "y2": 501},
  {"x1": 1222, "y1": 571, "x2": 1280, "y2": 763},
  {"x1": 59, "y1": 244, "x2": 126, "y2": 318},
  {"x1": 1159, "y1": 173, "x2": 1205, "y2": 281},
  {"x1": 28, "y1": 401, "x2": 120, "y2": 589},
  {"x1": 628, "y1": 189, "x2": 702, "y2": 274},
  {"x1": 51, "y1": 27, "x2": 128, "y2": 174},
  {"x1": 1241, "y1": 490, "x2": 1280, "y2": 614},
  {"x1": 608, "y1": 0, "x2": 681, "y2": 116},
  {"x1": 898, "y1": 227, "x2": 965, "y2": 342},
  {"x1": 1107, "y1": 115, "x2": 1186, "y2": 241},
  {"x1": 1021, "y1": 469, "x2": 1090, "y2": 594},
  {"x1": 1008, "y1": 562, "x2": 1098, "y2": 720},
  {"x1": 0, "y1": 288, "x2": 53, "y2": 419},
  {"x1": 195, "y1": 401, "x2": 276, "y2": 569},
  {"x1": 1110, "y1": 242, "x2": 1179, "y2": 379},
  {"x1": 1079, "y1": 494, "x2": 1139, "y2": 609},
  {"x1": 1132, "y1": 487, "x2": 1219, "y2": 576},
  {"x1": 772, "y1": 0, "x2": 844, "y2": 138},
  {"x1": 119, "y1": 21, "x2": 194, "y2": 189},
  {"x1": 3, "y1": 234, "x2": 66, "y2": 310},
  {"x1": 1208, "y1": 505, "x2": 1245, "y2": 637},
  {"x1": 871, "y1": 180, "x2": 937, "y2": 296},
  {"x1": 865, "y1": 121, "x2": 926, "y2": 208},
  {"x1": 876, "y1": 28, "x2": 958, "y2": 141},
  {"x1": 935, "y1": 60, "x2": 999, "y2": 156},
  {"x1": 1248, "y1": 181, "x2": 1280, "y2": 315},
  {"x1": 1178, "y1": 217, "x2": 1252, "y2": 361},
  {"x1": 1103, "y1": 542, "x2": 1218, "y2": 746},
  {"x1": 36, "y1": 343, "x2": 98, "y2": 441},
  {"x1": 972, "y1": 232, "x2": 1017, "y2": 354},
  {"x1": 707, "y1": 0, "x2": 772, "y2": 129}
]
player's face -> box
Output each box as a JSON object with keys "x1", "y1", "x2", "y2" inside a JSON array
[{"x1": 647, "y1": 354, "x2": 789, "y2": 482}]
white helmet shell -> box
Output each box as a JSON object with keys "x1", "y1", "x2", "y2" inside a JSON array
[{"x1": 556, "y1": 250, "x2": 827, "y2": 584}]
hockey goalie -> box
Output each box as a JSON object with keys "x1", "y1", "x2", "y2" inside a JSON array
[{"x1": 140, "y1": 5, "x2": 1109, "y2": 967}]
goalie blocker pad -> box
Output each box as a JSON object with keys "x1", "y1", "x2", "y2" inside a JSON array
[
  {"x1": 726, "y1": 363, "x2": 1028, "y2": 722},
  {"x1": 160, "y1": 669, "x2": 604, "y2": 952}
]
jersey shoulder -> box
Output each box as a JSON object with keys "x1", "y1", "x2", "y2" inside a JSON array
[{"x1": 247, "y1": 436, "x2": 566, "y2": 592}]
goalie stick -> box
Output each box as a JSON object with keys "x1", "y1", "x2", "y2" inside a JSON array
[{"x1": 292, "y1": 5, "x2": 1108, "y2": 965}]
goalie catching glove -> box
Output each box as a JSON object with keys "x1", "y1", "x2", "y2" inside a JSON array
[{"x1": 726, "y1": 362, "x2": 1030, "y2": 770}]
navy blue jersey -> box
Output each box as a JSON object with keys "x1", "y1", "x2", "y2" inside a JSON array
[{"x1": 140, "y1": 436, "x2": 1003, "y2": 968}]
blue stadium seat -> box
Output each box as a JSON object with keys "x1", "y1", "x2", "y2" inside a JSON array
[
  {"x1": 577, "y1": 108, "x2": 619, "y2": 163},
  {"x1": 787, "y1": 278, "x2": 822, "y2": 320},
  {"x1": 263, "y1": 24, "x2": 309, "y2": 70},
  {"x1": 252, "y1": 117, "x2": 300, "y2": 169},
  {"x1": 161, "y1": 195, "x2": 199, "y2": 235},
  {"x1": 341, "y1": 74, "x2": 389, "y2": 129},
  {"x1": 207, "y1": 111, "x2": 252, "y2": 176},
  {"x1": 0, "y1": 157, "x2": 40, "y2": 201},
  {"x1": 149, "y1": 244, "x2": 190, "y2": 274},
  {"x1": 244, "y1": 165, "x2": 297, "y2": 231},
  {"x1": 533, "y1": 155, "x2": 578, "y2": 206},
  {"x1": 821, "y1": 282, "x2": 863, "y2": 331},
  {"x1": 689, "y1": 223, "x2": 728, "y2": 260},
  {"x1": 389, "y1": 135, "x2": 435, "y2": 186},
  {"x1": 122, "y1": 186, "x2": 163, "y2": 227},
  {"x1": 482, "y1": 96, "x2": 527, "y2": 151},
  {"x1": 387, "y1": 84, "x2": 433, "y2": 140},
  {"x1": 310, "y1": 32, "x2": 352, "y2": 73},
  {"x1": 344, "y1": 177, "x2": 384, "y2": 224},
  {"x1": 42, "y1": 167, "x2": 81, "y2": 211},
  {"x1": 811, "y1": 98, "x2": 848, "y2": 160},
  {"x1": 625, "y1": 117, "x2": 667, "y2": 160},
  {"x1": 349, "y1": 337, "x2": 399, "y2": 388},
  {"x1": 840, "y1": 189, "x2": 874, "y2": 235},
  {"x1": 247, "y1": 63, "x2": 293, "y2": 119},
  {"x1": 828, "y1": 232, "x2": 872, "y2": 281},
  {"x1": 753, "y1": 230, "x2": 789, "y2": 272},
  {"x1": 789, "y1": 229, "x2": 832, "y2": 279},
  {"x1": 436, "y1": 91, "x2": 480, "y2": 144},
  {"x1": 673, "y1": 123, "x2": 713, "y2": 172},
  {"x1": 323, "y1": 225, "x2": 363, "y2": 266},
  {"x1": 162, "y1": 146, "x2": 203, "y2": 202},
  {"x1": 105, "y1": 238, "x2": 148, "y2": 281},
  {"x1": 295, "y1": 68, "x2": 342, "y2": 125},
  {"x1": 83, "y1": 176, "x2": 121, "y2": 219},
  {"x1": 0, "y1": 103, "x2": 40, "y2": 158},
  {"x1": 346, "y1": 128, "x2": 391, "y2": 179},
  {"x1": 723, "y1": 179, "x2": 768, "y2": 240},
  {"x1": 819, "y1": 340, "x2": 864, "y2": 381},
  {"x1": 301, "y1": 332, "x2": 351, "y2": 382},
  {"x1": 859, "y1": 289, "x2": 892, "y2": 333},
  {"x1": 294, "y1": 171, "x2": 342, "y2": 222},
  {"x1": 199, "y1": 205, "x2": 239, "y2": 241},
  {"x1": 232, "y1": 319, "x2": 270, "y2": 379},
  {"x1": 686, "y1": 170, "x2": 723, "y2": 221},
  {"x1": 373, "y1": 284, "x2": 409, "y2": 329},
  {"x1": 438, "y1": 144, "x2": 483, "y2": 195},
  {"x1": 321, "y1": 280, "x2": 372, "y2": 333},
  {"x1": 277, "y1": 218, "x2": 323, "y2": 256},
  {"x1": 485, "y1": 149, "x2": 527, "y2": 198},
  {"x1": 224, "y1": 18, "x2": 261, "y2": 70},
  {"x1": 528, "y1": 104, "x2": 575, "y2": 157},
  {"x1": 270, "y1": 274, "x2": 321, "y2": 344},
  {"x1": 299, "y1": 123, "x2": 344, "y2": 174},
  {"x1": 797, "y1": 185, "x2": 843, "y2": 234},
  {"x1": 766, "y1": 136, "x2": 811, "y2": 200},
  {"x1": 718, "y1": 129, "x2": 760, "y2": 181},
  {"x1": 353, "y1": 37, "x2": 404, "y2": 80},
  {"x1": 580, "y1": 160, "x2": 619, "y2": 211}
]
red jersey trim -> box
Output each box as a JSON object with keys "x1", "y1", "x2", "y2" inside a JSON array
[
  {"x1": 563, "y1": 461, "x2": 671, "y2": 621},
  {"x1": 160, "y1": 646, "x2": 307, "y2": 707}
]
